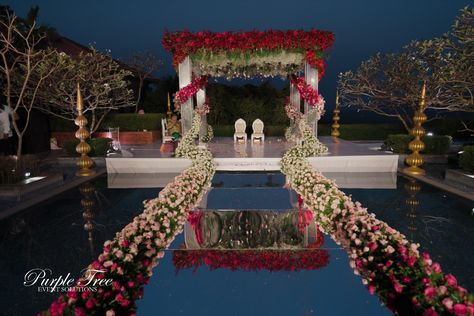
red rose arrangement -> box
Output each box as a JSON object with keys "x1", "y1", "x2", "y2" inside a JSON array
[{"x1": 173, "y1": 76, "x2": 208, "y2": 110}]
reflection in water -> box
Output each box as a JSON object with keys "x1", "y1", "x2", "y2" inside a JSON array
[
  {"x1": 404, "y1": 177, "x2": 421, "y2": 241},
  {"x1": 173, "y1": 210, "x2": 330, "y2": 272},
  {"x1": 79, "y1": 181, "x2": 96, "y2": 257}
]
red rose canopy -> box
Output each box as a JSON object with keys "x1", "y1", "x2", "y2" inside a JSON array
[{"x1": 162, "y1": 29, "x2": 335, "y2": 79}]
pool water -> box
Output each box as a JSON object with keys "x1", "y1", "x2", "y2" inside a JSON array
[{"x1": 0, "y1": 172, "x2": 472, "y2": 315}]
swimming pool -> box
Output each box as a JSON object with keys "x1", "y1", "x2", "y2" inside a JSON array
[{"x1": 0, "y1": 172, "x2": 471, "y2": 315}]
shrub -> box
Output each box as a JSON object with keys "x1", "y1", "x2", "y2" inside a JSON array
[
  {"x1": 63, "y1": 138, "x2": 112, "y2": 157},
  {"x1": 383, "y1": 134, "x2": 452, "y2": 154},
  {"x1": 100, "y1": 113, "x2": 166, "y2": 131},
  {"x1": 50, "y1": 113, "x2": 167, "y2": 132},
  {"x1": 459, "y1": 146, "x2": 474, "y2": 172}
]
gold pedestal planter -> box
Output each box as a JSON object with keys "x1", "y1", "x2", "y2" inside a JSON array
[
  {"x1": 331, "y1": 92, "x2": 341, "y2": 142},
  {"x1": 404, "y1": 83, "x2": 427, "y2": 176},
  {"x1": 75, "y1": 83, "x2": 96, "y2": 177}
]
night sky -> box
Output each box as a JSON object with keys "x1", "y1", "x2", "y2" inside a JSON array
[{"x1": 4, "y1": 0, "x2": 471, "y2": 115}]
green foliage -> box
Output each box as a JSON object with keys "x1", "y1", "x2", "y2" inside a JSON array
[
  {"x1": 50, "y1": 113, "x2": 166, "y2": 132},
  {"x1": 383, "y1": 134, "x2": 452, "y2": 154},
  {"x1": 459, "y1": 146, "x2": 474, "y2": 172},
  {"x1": 339, "y1": 124, "x2": 405, "y2": 140},
  {"x1": 206, "y1": 82, "x2": 289, "y2": 126},
  {"x1": 100, "y1": 113, "x2": 166, "y2": 131},
  {"x1": 63, "y1": 138, "x2": 112, "y2": 157}
]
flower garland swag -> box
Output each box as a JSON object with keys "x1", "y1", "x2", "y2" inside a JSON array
[
  {"x1": 280, "y1": 120, "x2": 473, "y2": 315},
  {"x1": 290, "y1": 75, "x2": 326, "y2": 115},
  {"x1": 173, "y1": 76, "x2": 208, "y2": 111},
  {"x1": 41, "y1": 111, "x2": 215, "y2": 316}
]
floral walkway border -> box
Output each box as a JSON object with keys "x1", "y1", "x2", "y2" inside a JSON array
[
  {"x1": 280, "y1": 119, "x2": 473, "y2": 315},
  {"x1": 41, "y1": 111, "x2": 215, "y2": 316}
]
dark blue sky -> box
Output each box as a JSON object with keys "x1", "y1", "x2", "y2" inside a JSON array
[{"x1": 4, "y1": 0, "x2": 471, "y2": 113}]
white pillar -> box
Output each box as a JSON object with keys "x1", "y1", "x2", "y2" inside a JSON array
[
  {"x1": 290, "y1": 82, "x2": 300, "y2": 112},
  {"x1": 304, "y1": 62, "x2": 319, "y2": 137},
  {"x1": 178, "y1": 56, "x2": 194, "y2": 135},
  {"x1": 196, "y1": 88, "x2": 208, "y2": 145}
]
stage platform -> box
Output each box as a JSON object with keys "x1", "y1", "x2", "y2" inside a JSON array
[{"x1": 106, "y1": 136, "x2": 398, "y2": 174}]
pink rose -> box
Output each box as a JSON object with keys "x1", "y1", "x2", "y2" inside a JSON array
[
  {"x1": 453, "y1": 304, "x2": 468, "y2": 316},
  {"x1": 368, "y1": 242, "x2": 377, "y2": 251},
  {"x1": 85, "y1": 299, "x2": 95, "y2": 309},
  {"x1": 127, "y1": 281, "x2": 135, "y2": 288},
  {"x1": 394, "y1": 282, "x2": 402, "y2": 293},
  {"x1": 423, "y1": 308, "x2": 438, "y2": 316},
  {"x1": 443, "y1": 298, "x2": 454, "y2": 310},
  {"x1": 67, "y1": 289, "x2": 78, "y2": 299},
  {"x1": 406, "y1": 256, "x2": 417, "y2": 267},
  {"x1": 424, "y1": 287, "x2": 436, "y2": 300},
  {"x1": 75, "y1": 307, "x2": 87, "y2": 316},
  {"x1": 446, "y1": 274, "x2": 457, "y2": 286},
  {"x1": 115, "y1": 293, "x2": 124, "y2": 303},
  {"x1": 438, "y1": 286, "x2": 447, "y2": 295},
  {"x1": 432, "y1": 262, "x2": 442, "y2": 273},
  {"x1": 121, "y1": 299, "x2": 130, "y2": 308},
  {"x1": 106, "y1": 310, "x2": 116, "y2": 316},
  {"x1": 422, "y1": 253, "x2": 432, "y2": 265},
  {"x1": 368, "y1": 285, "x2": 375, "y2": 294}
]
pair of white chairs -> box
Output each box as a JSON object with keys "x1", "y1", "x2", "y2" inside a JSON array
[{"x1": 233, "y1": 118, "x2": 264, "y2": 143}]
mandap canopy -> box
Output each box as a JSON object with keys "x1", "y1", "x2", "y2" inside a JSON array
[{"x1": 162, "y1": 29, "x2": 335, "y2": 141}]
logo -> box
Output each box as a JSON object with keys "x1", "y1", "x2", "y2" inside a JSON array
[{"x1": 23, "y1": 268, "x2": 113, "y2": 293}]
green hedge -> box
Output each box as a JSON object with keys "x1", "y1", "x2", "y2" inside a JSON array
[
  {"x1": 50, "y1": 113, "x2": 166, "y2": 132},
  {"x1": 383, "y1": 134, "x2": 452, "y2": 154},
  {"x1": 318, "y1": 124, "x2": 404, "y2": 140},
  {"x1": 213, "y1": 125, "x2": 287, "y2": 137},
  {"x1": 459, "y1": 146, "x2": 474, "y2": 172},
  {"x1": 63, "y1": 138, "x2": 112, "y2": 157},
  {"x1": 212, "y1": 123, "x2": 404, "y2": 140}
]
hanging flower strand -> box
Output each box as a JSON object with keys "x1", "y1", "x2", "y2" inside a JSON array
[
  {"x1": 290, "y1": 75, "x2": 325, "y2": 115},
  {"x1": 173, "y1": 76, "x2": 208, "y2": 110}
]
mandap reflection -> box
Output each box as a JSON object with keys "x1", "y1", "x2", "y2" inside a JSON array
[{"x1": 173, "y1": 210, "x2": 330, "y2": 272}]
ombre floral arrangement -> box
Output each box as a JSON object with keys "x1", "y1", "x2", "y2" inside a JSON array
[
  {"x1": 41, "y1": 109, "x2": 215, "y2": 316},
  {"x1": 162, "y1": 29, "x2": 334, "y2": 76},
  {"x1": 280, "y1": 108, "x2": 474, "y2": 315}
]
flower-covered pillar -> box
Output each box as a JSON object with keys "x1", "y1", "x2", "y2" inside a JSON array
[
  {"x1": 178, "y1": 56, "x2": 194, "y2": 135},
  {"x1": 304, "y1": 62, "x2": 319, "y2": 137},
  {"x1": 197, "y1": 87, "x2": 208, "y2": 145}
]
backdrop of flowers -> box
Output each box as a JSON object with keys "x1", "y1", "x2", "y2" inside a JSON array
[{"x1": 162, "y1": 29, "x2": 334, "y2": 78}]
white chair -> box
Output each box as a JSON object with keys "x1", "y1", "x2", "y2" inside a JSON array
[
  {"x1": 233, "y1": 118, "x2": 247, "y2": 143},
  {"x1": 161, "y1": 118, "x2": 173, "y2": 143},
  {"x1": 251, "y1": 119, "x2": 265, "y2": 142}
]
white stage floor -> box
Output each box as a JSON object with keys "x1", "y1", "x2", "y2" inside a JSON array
[{"x1": 106, "y1": 137, "x2": 398, "y2": 174}]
